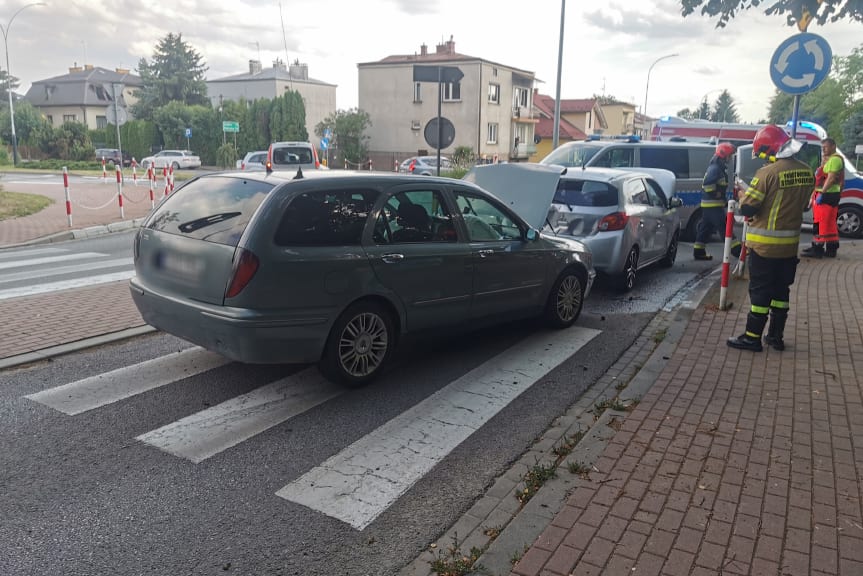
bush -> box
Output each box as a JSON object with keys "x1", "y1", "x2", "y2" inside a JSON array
[
  {"x1": 17, "y1": 159, "x2": 104, "y2": 171},
  {"x1": 216, "y1": 143, "x2": 238, "y2": 169},
  {"x1": 0, "y1": 148, "x2": 9, "y2": 166}
]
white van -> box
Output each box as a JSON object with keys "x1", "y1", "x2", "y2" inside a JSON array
[{"x1": 541, "y1": 137, "x2": 717, "y2": 240}]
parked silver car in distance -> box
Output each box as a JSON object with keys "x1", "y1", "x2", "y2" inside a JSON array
[
  {"x1": 140, "y1": 149, "x2": 201, "y2": 170},
  {"x1": 398, "y1": 155, "x2": 452, "y2": 175},
  {"x1": 235, "y1": 151, "x2": 268, "y2": 171}
]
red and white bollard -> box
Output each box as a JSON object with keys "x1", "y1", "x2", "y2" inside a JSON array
[
  {"x1": 115, "y1": 165, "x2": 125, "y2": 219},
  {"x1": 102, "y1": 157, "x2": 107, "y2": 183},
  {"x1": 719, "y1": 200, "x2": 737, "y2": 310},
  {"x1": 63, "y1": 166, "x2": 72, "y2": 227},
  {"x1": 394, "y1": 160, "x2": 399, "y2": 172},
  {"x1": 368, "y1": 159, "x2": 373, "y2": 171},
  {"x1": 169, "y1": 165, "x2": 174, "y2": 193},
  {"x1": 163, "y1": 167, "x2": 169, "y2": 196},
  {"x1": 148, "y1": 166, "x2": 155, "y2": 210},
  {"x1": 132, "y1": 165, "x2": 138, "y2": 186}
]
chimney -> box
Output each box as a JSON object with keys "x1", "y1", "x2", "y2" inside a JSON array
[
  {"x1": 84, "y1": 64, "x2": 94, "y2": 70},
  {"x1": 420, "y1": 43, "x2": 428, "y2": 56},
  {"x1": 249, "y1": 59, "x2": 262, "y2": 75},
  {"x1": 289, "y1": 61, "x2": 308, "y2": 80},
  {"x1": 69, "y1": 63, "x2": 83, "y2": 73},
  {"x1": 436, "y1": 36, "x2": 456, "y2": 54},
  {"x1": 115, "y1": 68, "x2": 129, "y2": 75},
  {"x1": 272, "y1": 58, "x2": 287, "y2": 72},
  {"x1": 446, "y1": 35, "x2": 455, "y2": 54}
]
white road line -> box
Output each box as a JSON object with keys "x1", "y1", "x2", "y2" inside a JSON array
[
  {"x1": 0, "y1": 248, "x2": 68, "y2": 260},
  {"x1": 136, "y1": 367, "x2": 343, "y2": 463},
  {"x1": 0, "y1": 270, "x2": 136, "y2": 300},
  {"x1": 276, "y1": 326, "x2": 601, "y2": 530},
  {"x1": 0, "y1": 257, "x2": 133, "y2": 285},
  {"x1": 0, "y1": 252, "x2": 105, "y2": 270},
  {"x1": 25, "y1": 348, "x2": 229, "y2": 415}
]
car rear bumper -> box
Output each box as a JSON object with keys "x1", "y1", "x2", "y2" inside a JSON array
[
  {"x1": 129, "y1": 278, "x2": 331, "y2": 364},
  {"x1": 578, "y1": 233, "x2": 626, "y2": 275}
]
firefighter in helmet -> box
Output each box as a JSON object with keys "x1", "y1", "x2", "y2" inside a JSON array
[
  {"x1": 727, "y1": 125, "x2": 814, "y2": 352},
  {"x1": 693, "y1": 142, "x2": 741, "y2": 260}
]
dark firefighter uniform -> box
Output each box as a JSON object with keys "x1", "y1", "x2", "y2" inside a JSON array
[
  {"x1": 693, "y1": 152, "x2": 741, "y2": 260},
  {"x1": 728, "y1": 156, "x2": 814, "y2": 351}
]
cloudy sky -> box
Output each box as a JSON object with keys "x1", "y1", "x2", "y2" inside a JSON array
[{"x1": 4, "y1": 0, "x2": 861, "y2": 123}]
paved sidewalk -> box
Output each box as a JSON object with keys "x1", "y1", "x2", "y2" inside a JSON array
[{"x1": 501, "y1": 244, "x2": 863, "y2": 575}]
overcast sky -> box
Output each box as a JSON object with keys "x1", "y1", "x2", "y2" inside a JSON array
[{"x1": 4, "y1": 0, "x2": 861, "y2": 124}]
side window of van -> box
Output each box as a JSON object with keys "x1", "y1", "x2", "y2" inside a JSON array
[
  {"x1": 640, "y1": 148, "x2": 689, "y2": 178},
  {"x1": 688, "y1": 149, "x2": 715, "y2": 178},
  {"x1": 591, "y1": 148, "x2": 633, "y2": 168}
]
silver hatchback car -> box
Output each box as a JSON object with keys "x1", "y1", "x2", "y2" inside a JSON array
[{"x1": 130, "y1": 168, "x2": 595, "y2": 385}]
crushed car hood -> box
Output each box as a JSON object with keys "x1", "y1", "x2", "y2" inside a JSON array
[{"x1": 463, "y1": 163, "x2": 566, "y2": 230}]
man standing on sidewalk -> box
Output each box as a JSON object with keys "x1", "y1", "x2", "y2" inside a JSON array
[
  {"x1": 801, "y1": 137, "x2": 844, "y2": 258},
  {"x1": 728, "y1": 125, "x2": 815, "y2": 352}
]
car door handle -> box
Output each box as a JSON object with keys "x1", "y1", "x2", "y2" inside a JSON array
[
  {"x1": 477, "y1": 249, "x2": 495, "y2": 258},
  {"x1": 381, "y1": 253, "x2": 404, "y2": 263}
]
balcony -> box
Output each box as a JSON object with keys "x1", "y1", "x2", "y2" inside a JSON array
[
  {"x1": 510, "y1": 142, "x2": 537, "y2": 159},
  {"x1": 512, "y1": 106, "x2": 537, "y2": 122}
]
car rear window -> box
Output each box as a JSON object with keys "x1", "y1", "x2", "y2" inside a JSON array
[
  {"x1": 146, "y1": 176, "x2": 274, "y2": 246},
  {"x1": 272, "y1": 146, "x2": 314, "y2": 165},
  {"x1": 554, "y1": 179, "x2": 618, "y2": 207}
]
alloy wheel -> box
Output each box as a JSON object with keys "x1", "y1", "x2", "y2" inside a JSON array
[
  {"x1": 556, "y1": 275, "x2": 583, "y2": 323},
  {"x1": 337, "y1": 312, "x2": 389, "y2": 378}
]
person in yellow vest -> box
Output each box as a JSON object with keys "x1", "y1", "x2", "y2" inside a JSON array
[
  {"x1": 801, "y1": 137, "x2": 844, "y2": 258},
  {"x1": 727, "y1": 125, "x2": 815, "y2": 352}
]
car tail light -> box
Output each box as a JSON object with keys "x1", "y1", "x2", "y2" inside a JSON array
[
  {"x1": 241, "y1": 162, "x2": 246, "y2": 170},
  {"x1": 226, "y1": 248, "x2": 260, "y2": 298},
  {"x1": 598, "y1": 212, "x2": 628, "y2": 232}
]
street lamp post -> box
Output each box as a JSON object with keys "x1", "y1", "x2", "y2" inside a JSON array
[
  {"x1": 642, "y1": 53, "x2": 678, "y2": 121},
  {"x1": 1, "y1": 2, "x2": 46, "y2": 166}
]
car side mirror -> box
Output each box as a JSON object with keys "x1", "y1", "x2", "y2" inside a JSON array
[
  {"x1": 669, "y1": 197, "x2": 683, "y2": 209},
  {"x1": 525, "y1": 228, "x2": 538, "y2": 241}
]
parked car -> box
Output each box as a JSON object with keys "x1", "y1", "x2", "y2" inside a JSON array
[
  {"x1": 398, "y1": 155, "x2": 452, "y2": 175},
  {"x1": 95, "y1": 148, "x2": 132, "y2": 167},
  {"x1": 267, "y1": 141, "x2": 324, "y2": 172},
  {"x1": 540, "y1": 137, "x2": 714, "y2": 241},
  {"x1": 130, "y1": 167, "x2": 595, "y2": 385},
  {"x1": 735, "y1": 142, "x2": 863, "y2": 238},
  {"x1": 235, "y1": 151, "x2": 268, "y2": 171},
  {"x1": 467, "y1": 164, "x2": 682, "y2": 291},
  {"x1": 140, "y1": 150, "x2": 202, "y2": 170}
]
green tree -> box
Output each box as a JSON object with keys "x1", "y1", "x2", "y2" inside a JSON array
[
  {"x1": 768, "y1": 77, "x2": 848, "y2": 140},
  {"x1": 132, "y1": 33, "x2": 209, "y2": 119},
  {"x1": 0, "y1": 70, "x2": 20, "y2": 102},
  {"x1": 315, "y1": 108, "x2": 371, "y2": 165},
  {"x1": 681, "y1": 0, "x2": 863, "y2": 28},
  {"x1": 840, "y1": 106, "x2": 863, "y2": 162},
  {"x1": 0, "y1": 100, "x2": 44, "y2": 147},
  {"x1": 711, "y1": 90, "x2": 740, "y2": 123}
]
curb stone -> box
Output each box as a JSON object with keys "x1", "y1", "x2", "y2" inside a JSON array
[
  {"x1": 1, "y1": 218, "x2": 146, "y2": 248},
  {"x1": 399, "y1": 271, "x2": 715, "y2": 576}
]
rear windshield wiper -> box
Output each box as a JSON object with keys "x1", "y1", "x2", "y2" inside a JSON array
[{"x1": 178, "y1": 212, "x2": 242, "y2": 233}]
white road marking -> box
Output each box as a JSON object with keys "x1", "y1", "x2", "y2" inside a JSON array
[
  {"x1": 276, "y1": 326, "x2": 601, "y2": 530},
  {"x1": 0, "y1": 252, "x2": 105, "y2": 270},
  {"x1": 0, "y1": 270, "x2": 135, "y2": 300},
  {"x1": 136, "y1": 367, "x2": 343, "y2": 463},
  {"x1": 0, "y1": 247, "x2": 68, "y2": 260},
  {"x1": 0, "y1": 257, "x2": 133, "y2": 285},
  {"x1": 25, "y1": 347, "x2": 229, "y2": 415}
]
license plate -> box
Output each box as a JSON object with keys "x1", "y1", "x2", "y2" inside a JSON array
[{"x1": 155, "y1": 251, "x2": 204, "y2": 280}]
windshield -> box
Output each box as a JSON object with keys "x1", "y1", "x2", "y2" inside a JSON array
[
  {"x1": 554, "y1": 179, "x2": 618, "y2": 207},
  {"x1": 540, "y1": 143, "x2": 603, "y2": 168}
]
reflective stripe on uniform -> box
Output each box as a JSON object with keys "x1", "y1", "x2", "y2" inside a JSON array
[
  {"x1": 751, "y1": 305, "x2": 770, "y2": 314},
  {"x1": 745, "y1": 186, "x2": 765, "y2": 201},
  {"x1": 701, "y1": 200, "x2": 725, "y2": 208},
  {"x1": 770, "y1": 300, "x2": 789, "y2": 309},
  {"x1": 745, "y1": 226, "x2": 800, "y2": 245},
  {"x1": 767, "y1": 189, "x2": 784, "y2": 230}
]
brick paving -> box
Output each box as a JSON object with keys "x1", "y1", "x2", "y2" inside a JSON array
[{"x1": 509, "y1": 242, "x2": 863, "y2": 576}]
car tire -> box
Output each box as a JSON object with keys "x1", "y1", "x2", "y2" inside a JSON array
[
  {"x1": 320, "y1": 300, "x2": 395, "y2": 387},
  {"x1": 543, "y1": 267, "x2": 585, "y2": 329},
  {"x1": 660, "y1": 230, "x2": 679, "y2": 268},
  {"x1": 683, "y1": 209, "x2": 701, "y2": 242},
  {"x1": 618, "y1": 247, "x2": 639, "y2": 292},
  {"x1": 837, "y1": 205, "x2": 863, "y2": 239},
  {"x1": 142, "y1": 161, "x2": 151, "y2": 170},
  {"x1": 172, "y1": 161, "x2": 180, "y2": 170}
]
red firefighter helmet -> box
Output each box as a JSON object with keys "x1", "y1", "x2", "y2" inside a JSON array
[
  {"x1": 715, "y1": 142, "x2": 735, "y2": 160},
  {"x1": 752, "y1": 125, "x2": 790, "y2": 160}
]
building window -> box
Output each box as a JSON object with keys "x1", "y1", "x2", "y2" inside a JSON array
[
  {"x1": 46, "y1": 115, "x2": 54, "y2": 126},
  {"x1": 488, "y1": 83, "x2": 500, "y2": 104},
  {"x1": 513, "y1": 87, "x2": 529, "y2": 108},
  {"x1": 487, "y1": 123, "x2": 498, "y2": 144},
  {"x1": 414, "y1": 82, "x2": 422, "y2": 103},
  {"x1": 63, "y1": 114, "x2": 77, "y2": 123},
  {"x1": 441, "y1": 82, "x2": 460, "y2": 101},
  {"x1": 96, "y1": 116, "x2": 108, "y2": 129},
  {"x1": 492, "y1": 68, "x2": 498, "y2": 77}
]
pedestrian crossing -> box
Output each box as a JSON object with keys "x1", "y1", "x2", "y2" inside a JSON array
[
  {"x1": 0, "y1": 246, "x2": 134, "y2": 300},
  {"x1": 23, "y1": 325, "x2": 601, "y2": 530}
]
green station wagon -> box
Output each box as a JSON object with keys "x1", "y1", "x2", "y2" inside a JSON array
[{"x1": 130, "y1": 168, "x2": 595, "y2": 385}]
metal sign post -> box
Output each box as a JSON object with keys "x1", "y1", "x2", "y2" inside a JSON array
[{"x1": 413, "y1": 65, "x2": 463, "y2": 176}]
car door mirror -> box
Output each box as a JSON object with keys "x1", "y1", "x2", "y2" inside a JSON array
[
  {"x1": 669, "y1": 197, "x2": 683, "y2": 209},
  {"x1": 525, "y1": 228, "x2": 538, "y2": 242}
]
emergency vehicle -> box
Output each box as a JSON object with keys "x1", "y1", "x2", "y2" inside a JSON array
[{"x1": 651, "y1": 116, "x2": 824, "y2": 145}]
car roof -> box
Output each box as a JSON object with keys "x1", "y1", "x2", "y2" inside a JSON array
[
  {"x1": 204, "y1": 169, "x2": 473, "y2": 187},
  {"x1": 558, "y1": 166, "x2": 653, "y2": 183},
  {"x1": 558, "y1": 140, "x2": 715, "y2": 150}
]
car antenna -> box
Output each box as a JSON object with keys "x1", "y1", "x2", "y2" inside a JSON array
[{"x1": 293, "y1": 166, "x2": 304, "y2": 180}]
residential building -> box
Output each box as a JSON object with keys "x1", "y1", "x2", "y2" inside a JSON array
[
  {"x1": 23, "y1": 65, "x2": 142, "y2": 130},
  {"x1": 206, "y1": 59, "x2": 337, "y2": 146},
  {"x1": 598, "y1": 100, "x2": 638, "y2": 135},
  {"x1": 530, "y1": 92, "x2": 588, "y2": 161},
  {"x1": 357, "y1": 37, "x2": 538, "y2": 167}
]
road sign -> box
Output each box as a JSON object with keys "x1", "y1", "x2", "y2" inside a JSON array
[
  {"x1": 770, "y1": 33, "x2": 832, "y2": 95},
  {"x1": 424, "y1": 117, "x2": 455, "y2": 150},
  {"x1": 222, "y1": 121, "x2": 239, "y2": 133},
  {"x1": 185, "y1": 128, "x2": 192, "y2": 138},
  {"x1": 323, "y1": 128, "x2": 333, "y2": 139},
  {"x1": 320, "y1": 137, "x2": 329, "y2": 150},
  {"x1": 413, "y1": 65, "x2": 464, "y2": 84},
  {"x1": 106, "y1": 106, "x2": 127, "y2": 126}
]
